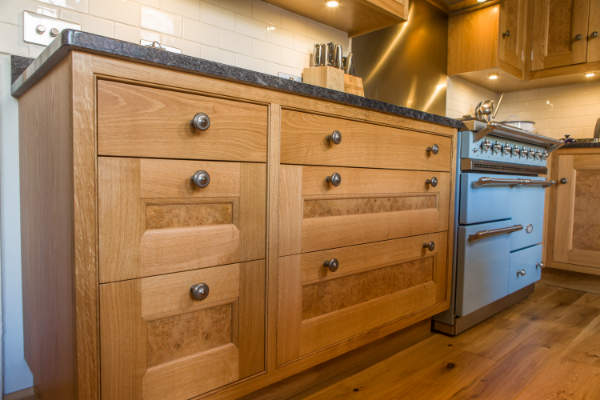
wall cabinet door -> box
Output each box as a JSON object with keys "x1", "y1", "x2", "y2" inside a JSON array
[
  {"x1": 531, "y1": 0, "x2": 591, "y2": 71},
  {"x1": 100, "y1": 261, "x2": 265, "y2": 400},
  {"x1": 277, "y1": 233, "x2": 448, "y2": 365},
  {"x1": 279, "y1": 165, "x2": 451, "y2": 256},
  {"x1": 589, "y1": 0, "x2": 600, "y2": 62},
  {"x1": 552, "y1": 155, "x2": 600, "y2": 269},
  {"x1": 498, "y1": 0, "x2": 527, "y2": 71},
  {"x1": 98, "y1": 157, "x2": 266, "y2": 282}
]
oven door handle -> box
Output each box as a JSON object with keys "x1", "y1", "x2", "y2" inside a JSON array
[
  {"x1": 468, "y1": 224, "x2": 524, "y2": 242},
  {"x1": 473, "y1": 177, "x2": 556, "y2": 188}
]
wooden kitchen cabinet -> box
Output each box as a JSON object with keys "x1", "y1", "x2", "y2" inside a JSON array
[
  {"x1": 530, "y1": 0, "x2": 591, "y2": 71},
  {"x1": 448, "y1": 2, "x2": 527, "y2": 78},
  {"x1": 546, "y1": 149, "x2": 600, "y2": 275},
  {"x1": 17, "y1": 50, "x2": 457, "y2": 400}
]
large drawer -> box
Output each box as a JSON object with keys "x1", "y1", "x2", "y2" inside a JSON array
[
  {"x1": 97, "y1": 80, "x2": 268, "y2": 162},
  {"x1": 280, "y1": 110, "x2": 452, "y2": 171},
  {"x1": 98, "y1": 157, "x2": 266, "y2": 282},
  {"x1": 279, "y1": 165, "x2": 451, "y2": 255},
  {"x1": 277, "y1": 232, "x2": 448, "y2": 365},
  {"x1": 100, "y1": 260, "x2": 265, "y2": 400}
]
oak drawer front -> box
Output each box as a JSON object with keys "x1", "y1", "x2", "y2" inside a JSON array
[
  {"x1": 100, "y1": 260, "x2": 265, "y2": 400},
  {"x1": 281, "y1": 110, "x2": 452, "y2": 171},
  {"x1": 97, "y1": 80, "x2": 268, "y2": 162},
  {"x1": 279, "y1": 165, "x2": 450, "y2": 255},
  {"x1": 277, "y1": 232, "x2": 448, "y2": 365},
  {"x1": 98, "y1": 157, "x2": 266, "y2": 282}
]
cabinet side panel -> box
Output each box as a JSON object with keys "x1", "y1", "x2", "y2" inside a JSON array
[{"x1": 19, "y1": 57, "x2": 76, "y2": 398}]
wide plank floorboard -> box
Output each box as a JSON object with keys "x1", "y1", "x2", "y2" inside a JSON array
[{"x1": 305, "y1": 283, "x2": 600, "y2": 400}]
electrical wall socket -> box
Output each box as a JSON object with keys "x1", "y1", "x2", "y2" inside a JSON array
[{"x1": 23, "y1": 11, "x2": 81, "y2": 46}]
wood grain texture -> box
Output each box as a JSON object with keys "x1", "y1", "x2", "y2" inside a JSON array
[
  {"x1": 98, "y1": 157, "x2": 266, "y2": 281},
  {"x1": 530, "y1": 0, "x2": 590, "y2": 71},
  {"x1": 448, "y1": 5, "x2": 499, "y2": 75},
  {"x1": 263, "y1": 0, "x2": 406, "y2": 37},
  {"x1": 19, "y1": 54, "x2": 76, "y2": 400},
  {"x1": 280, "y1": 165, "x2": 450, "y2": 255},
  {"x1": 498, "y1": 0, "x2": 527, "y2": 72},
  {"x1": 145, "y1": 203, "x2": 233, "y2": 229},
  {"x1": 305, "y1": 284, "x2": 600, "y2": 400},
  {"x1": 100, "y1": 261, "x2": 265, "y2": 400},
  {"x1": 589, "y1": 0, "x2": 600, "y2": 62},
  {"x1": 281, "y1": 109, "x2": 452, "y2": 172},
  {"x1": 572, "y1": 169, "x2": 600, "y2": 251},
  {"x1": 277, "y1": 232, "x2": 448, "y2": 365},
  {"x1": 97, "y1": 79, "x2": 268, "y2": 162},
  {"x1": 303, "y1": 195, "x2": 437, "y2": 218}
]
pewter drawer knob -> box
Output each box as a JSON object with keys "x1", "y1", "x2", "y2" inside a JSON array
[
  {"x1": 191, "y1": 170, "x2": 210, "y2": 188},
  {"x1": 190, "y1": 283, "x2": 209, "y2": 301},
  {"x1": 426, "y1": 144, "x2": 439, "y2": 155},
  {"x1": 516, "y1": 269, "x2": 527, "y2": 277},
  {"x1": 324, "y1": 258, "x2": 339, "y2": 272},
  {"x1": 192, "y1": 112, "x2": 211, "y2": 130},
  {"x1": 426, "y1": 177, "x2": 438, "y2": 187},
  {"x1": 423, "y1": 241, "x2": 435, "y2": 251},
  {"x1": 327, "y1": 172, "x2": 342, "y2": 187},
  {"x1": 327, "y1": 130, "x2": 342, "y2": 145}
]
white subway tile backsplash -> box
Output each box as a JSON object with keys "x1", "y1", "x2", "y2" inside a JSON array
[
  {"x1": 38, "y1": 0, "x2": 89, "y2": 13},
  {"x1": 0, "y1": 22, "x2": 29, "y2": 56},
  {"x1": 200, "y1": 45, "x2": 236, "y2": 64},
  {"x1": 89, "y1": 0, "x2": 140, "y2": 25},
  {"x1": 252, "y1": 38, "x2": 281, "y2": 63},
  {"x1": 198, "y1": 2, "x2": 235, "y2": 30},
  {"x1": 235, "y1": 15, "x2": 267, "y2": 41},
  {"x1": 182, "y1": 18, "x2": 220, "y2": 44},
  {"x1": 141, "y1": 6, "x2": 181, "y2": 36},
  {"x1": 251, "y1": 0, "x2": 281, "y2": 25},
  {"x1": 158, "y1": 0, "x2": 200, "y2": 20},
  {"x1": 60, "y1": 9, "x2": 115, "y2": 38},
  {"x1": 219, "y1": 29, "x2": 253, "y2": 56}
]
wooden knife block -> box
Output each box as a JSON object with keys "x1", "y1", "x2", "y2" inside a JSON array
[
  {"x1": 344, "y1": 74, "x2": 365, "y2": 96},
  {"x1": 302, "y1": 66, "x2": 345, "y2": 92}
]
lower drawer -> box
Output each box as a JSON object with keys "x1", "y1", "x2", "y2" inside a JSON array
[
  {"x1": 277, "y1": 232, "x2": 449, "y2": 365},
  {"x1": 509, "y1": 245, "x2": 542, "y2": 293},
  {"x1": 100, "y1": 260, "x2": 265, "y2": 400}
]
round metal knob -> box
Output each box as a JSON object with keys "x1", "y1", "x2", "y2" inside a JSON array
[
  {"x1": 323, "y1": 258, "x2": 339, "y2": 272},
  {"x1": 190, "y1": 283, "x2": 209, "y2": 301},
  {"x1": 560, "y1": 177, "x2": 568, "y2": 184},
  {"x1": 426, "y1": 177, "x2": 438, "y2": 187},
  {"x1": 426, "y1": 144, "x2": 439, "y2": 155},
  {"x1": 49, "y1": 27, "x2": 60, "y2": 37},
  {"x1": 327, "y1": 172, "x2": 342, "y2": 187},
  {"x1": 191, "y1": 170, "x2": 210, "y2": 188},
  {"x1": 327, "y1": 130, "x2": 342, "y2": 145},
  {"x1": 502, "y1": 30, "x2": 511, "y2": 39},
  {"x1": 423, "y1": 241, "x2": 435, "y2": 251},
  {"x1": 575, "y1": 33, "x2": 584, "y2": 41},
  {"x1": 536, "y1": 262, "x2": 544, "y2": 270},
  {"x1": 481, "y1": 139, "x2": 492, "y2": 152},
  {"x1": 590, "y1": 31, "x2": 599, "y2": 39},
  {"x1": 35, "y1": 24, "x2": 46, "y2": 34},
  {"x1": 516, "y1": 269, "x2": 527, "y2": 277},
  {"x1": 191, "y1": 112, "x2": 211, "y2": 130}
]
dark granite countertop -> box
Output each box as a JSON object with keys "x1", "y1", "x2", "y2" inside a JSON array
[
  {"x1": 11, "y1": 29, "x2": 462, "y2": 130},
  {"x1": 559, "y1": 141, "x2": 600, "y2": 148}
]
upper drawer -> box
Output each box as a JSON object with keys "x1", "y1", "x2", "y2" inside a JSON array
[
  {"x1": 98, "y1": 157, "x2": 266, "y2": 282},
  {"x1": 279, "y1": 165, "x2": 451, "y2": 255},
  {"x1": 97, "y1": 80, "x2": 268, "y2": 162},
  {"x1": 280, "y1": 110, "x2": 452, "y2": 171}
]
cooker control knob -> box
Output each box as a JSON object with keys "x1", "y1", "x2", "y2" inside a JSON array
[
  {"x1": 512, "y1": 146, "x2": 521, "y2": 157},
  {"x1": 535, "y1": 151, "x2": 543, "y2": 160},
  {"x1": 481, "y1": 139, "x2": 492, "y2": 152},
  {"x1": 503, "y1": 145, "x2": 512, "y2": 155},
  {"x1": 542, "y1": 151, "x2": 549, "y2": 160},
  {"x1": 521, "y1": 148, "x2": 529, "y2": 158},
  {"x1": 528, "y1": 149, "x2": 535, "y2": 159},
  {"x1": 492, "y1": 142, "x2": 502, "y2": 154}
]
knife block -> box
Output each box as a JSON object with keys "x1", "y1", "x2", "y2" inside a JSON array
[
  {"x1": 344, "y1": 74, "x2": 365, "y2": 96},
  {"x1": 302, "y1": 66, "x2": 345, "y2": 92}
]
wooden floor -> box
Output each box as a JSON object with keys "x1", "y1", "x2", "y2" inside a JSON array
[{"x1": 301, "y1": 282, "x2": 600, "y2": 400}]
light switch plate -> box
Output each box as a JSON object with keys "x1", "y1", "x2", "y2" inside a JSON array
[{"x1": 23, "y1": 11, "x2": 81, "y2": 46}]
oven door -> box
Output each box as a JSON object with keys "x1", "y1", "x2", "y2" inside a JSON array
[{"x1": 456, "y1": 220, "x2": 523, "y2": 316}]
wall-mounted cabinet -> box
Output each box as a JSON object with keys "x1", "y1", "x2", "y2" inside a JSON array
[
  {"x1": 448, "y1": 0, "x2": 600, "y2": 91},
  {"x1": 264, "y1": 0, "x2": 409, "y2": 37}
]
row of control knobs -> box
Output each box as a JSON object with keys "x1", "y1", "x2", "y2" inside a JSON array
[{"x1": 480, "y1": 139, "x2": 548, "y2": 160}]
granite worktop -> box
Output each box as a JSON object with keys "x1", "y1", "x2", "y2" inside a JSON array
[
  {"x1": 11, "y1": 29, "x2": 463, "y2": 130},
  {"x1": 559, "y1": 141, "x2": 600, "y2": 148}
]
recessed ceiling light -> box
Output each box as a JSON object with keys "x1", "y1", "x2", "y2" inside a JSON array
[
  {"x1": 477, "y1": 0, "x2": 487, "y2": 3},
  {"x1": 488, "y1": 73, "x2": 499, "y2": 80},
  {"x1": 326, "y1": 0, "x2": 340, "y2": 8},
  {"x1": 266, "y1": 25, "x2": 276, "y2": 31},
  {"x1": 585, "y1": 72, "x2": 596, "y2": 78}
]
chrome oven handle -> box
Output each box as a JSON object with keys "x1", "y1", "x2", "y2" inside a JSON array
[
  {"x1": 472, "y1": 177, "x2": 524, "y2": 187},
  {"x1": 468, "y1": 224, "x2": 524, "y2": 242},
  {"x1": 519, "y1": 179, "x2": 556, "y2": 187}
]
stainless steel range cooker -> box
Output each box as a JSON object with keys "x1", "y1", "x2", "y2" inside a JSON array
[{"x1": 433, "y1": 120, "x2": 562, "y2": 335}]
